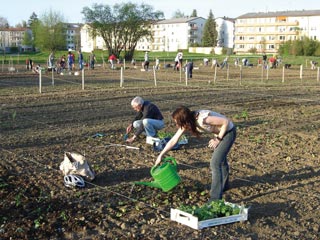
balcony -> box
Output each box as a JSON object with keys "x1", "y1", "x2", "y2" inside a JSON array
[
  {"x1": 235, "y1": 20, "x2": 299, "y2": 27},
  {"x1": 189, "y1": 25, "x2": 198, "y2": 30}
]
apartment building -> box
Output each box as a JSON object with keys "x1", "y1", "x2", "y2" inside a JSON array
[
  {"x1": 0, "y1": 23, "x2": 82, "y2": 53},
  {"x1": 234, "y1": 10, "x2": 320, "y2": 54},
  {"x1": 80, "y1": 24, "x2": 107, "y2": 52},
  {"x1": 136, "y1": 17, "x2": 206, "y2": 52},
  {"x1": 215, "y1": 17, "x2": 235, "y2": 49},
  {"x1": 0, "y1": 27, "x2": 30, "y2": 52},
  {"x1": 66, "y1": 23, "x2": 82, "y2": 51}
]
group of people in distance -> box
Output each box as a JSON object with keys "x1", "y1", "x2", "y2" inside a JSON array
[
  {"x1": 35, "y1": 50, "x2": 196, "y2": 76},
  {"x1": 125, "y1": 96, "x2": 236, "y2": 202},
  {"x1": 32, "y1": 50, "x2": 98, "y2": 74}
]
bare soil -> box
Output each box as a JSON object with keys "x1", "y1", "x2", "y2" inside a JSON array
[{"x1": 0, "y1": 63, "x2": 319, "y2": 239}]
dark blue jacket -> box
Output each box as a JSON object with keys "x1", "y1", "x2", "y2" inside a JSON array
[{"x1": 133, "y1": 101, "x2": 163, "y2": 136}]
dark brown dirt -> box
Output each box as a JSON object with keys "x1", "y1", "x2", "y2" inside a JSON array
[{"x1": 0, "y1": 63, "x2": 319, "y2": 239}]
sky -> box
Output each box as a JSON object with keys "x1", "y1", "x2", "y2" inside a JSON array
[{"x1": 2, "y1": 0, "x2": 320, "y2": 26}]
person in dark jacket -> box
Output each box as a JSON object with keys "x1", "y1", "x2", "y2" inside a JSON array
[
  {"x1": 186, "y1": 61, "x2": 193, "y2": 79},
  {"x1": 126, "y1": 96, "x2": 165, "y2": 143}
]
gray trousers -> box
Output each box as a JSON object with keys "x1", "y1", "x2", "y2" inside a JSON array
[{"x1": 209, "y1": 127, "x2": 236, "y2": 200}]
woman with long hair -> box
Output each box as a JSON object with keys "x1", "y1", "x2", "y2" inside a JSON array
[{"x1": 155, "y1": 106, "x2": 236, "y2": 201}]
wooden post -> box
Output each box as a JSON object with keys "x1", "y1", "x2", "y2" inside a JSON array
[
  {"x1": 261, "y1": 64, "x2": 264, "y2": 82},
  {"x1": 239, "y1": 65, "x2": 242, "y2": 86},
  {"x1": 39, "y1": 70, "x2": 42, "y2": 94},
  {"x1": 82, "y1": 68, "x2": 85, "y2": 90},
  {"x1": 317, "y1": 67, "x2": 320, "y2": 83},
  {"x1": 282, "y1": 66, "x2": 285, "y2": 83},
  {"x1": 300, "y1": 65, "x2": 303, "y2": 81},
  {"x1": 227, "y1": 65, "x2": 229, "y2": 81},
  {"x1": 214, "y1": 65, "x2": 217, "y2": 84},
  {"x1": 52, "y1": 68, "x2": 54, "y2": 86},
  {"x1": 185, "y1": 66, "x2": 188, "y2": 86},
  {"x1": 153, "y1": 66, "x2": 157, "y2": 87},
  {"x1": 120, "y1": 67, "x2": 124, "y2": 87}
]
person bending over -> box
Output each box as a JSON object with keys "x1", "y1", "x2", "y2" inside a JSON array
[
  {"x1": 126, "y1": 96, "x2": 165, "y2": 143},
  {"x1": 155, "y1": 106, "x2": 236, "y2": 201}
]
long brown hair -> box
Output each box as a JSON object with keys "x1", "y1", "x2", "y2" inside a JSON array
[{"x1": 172, "y1": 106, "x2": 201, "y2": 137}]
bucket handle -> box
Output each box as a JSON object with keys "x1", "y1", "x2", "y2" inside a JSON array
[{"x1": 151, "y1": 156, "x2": 177, "y2": 174}]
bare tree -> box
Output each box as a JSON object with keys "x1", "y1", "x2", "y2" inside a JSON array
[{"x1": 0, "y1": 16, "x2": 9, "y2": 28}]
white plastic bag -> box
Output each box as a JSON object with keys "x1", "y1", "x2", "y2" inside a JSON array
[{"x1": 59, "y1": 152, "x2": 95, "y2": 181}]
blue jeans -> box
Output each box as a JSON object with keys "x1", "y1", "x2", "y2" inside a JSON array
[
  {"x1": 133, "y1": 119, "x2": 164, "y2": 137},
  {"x1": 210, "y1": 127, "x2": 236, "y2": 200},
  {"x1": 79, "y1": 61, "x2": 83, "y2": 70}
]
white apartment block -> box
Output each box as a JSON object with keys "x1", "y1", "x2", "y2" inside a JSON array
[
  {"x1": 136, "y1": 17, "x2": 206, "y2": 52},
  {"x1": 234, "y1": 10, "x2": 320, "y2": 54},
  {"x1": 0, "y1": 27, "x2": 30, "y2": 52},
  {"x1": 80, "y1": 24, "x2": 106, "y2": 52},
  {"x1": 66, "y1": 23, "x2": 82, "y2": 51},
  {"x1": 215, "y1": 17, "x2": 235, "y2": 49}
]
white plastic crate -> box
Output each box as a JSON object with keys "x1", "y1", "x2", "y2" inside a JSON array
[
  {"x1": 170, "y1": 203, "x2": 248, "y2": 230},
  {"x1": 146, "y1": 136, "x2": 161, "y2": 145}
]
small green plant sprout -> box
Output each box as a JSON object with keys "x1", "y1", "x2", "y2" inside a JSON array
[
  {"x1": 15, "y1": 193, "x2": 22, "y2": 207},
  {"x1": 60, "y1": 211, "x2": 68, "y2": 221},
  {"x1": 241, "y1": 109, "x2": 249, "y2": 121},
  {"x1": 12, "y1": 110, "x2": 16, "y2": 121},
  {"x1": 0, "y1": 178, "x2": 8, "y2": 188},
  {"x1": 34, "y1": 217, "x2": 43, "y2": 229}
]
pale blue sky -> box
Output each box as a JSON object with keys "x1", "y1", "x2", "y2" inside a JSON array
[{"x1": 2, "y1": 0, "x2": 320, "y2": 26}]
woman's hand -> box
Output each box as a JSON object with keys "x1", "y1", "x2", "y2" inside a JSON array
[{"x1": 208, "y1": 138, "x2": 220, "y2": 149}]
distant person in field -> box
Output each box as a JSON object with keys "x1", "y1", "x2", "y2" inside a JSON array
[
  {"x1": 185, "y1": 60, "x2": 193, "y2": 79},
  {"x1": 310, "y1": 60, "x2": 318, "y2": 70},
  {"x1": 29, "y1": 59, "x2": 33, "y2": 70},
  {"x1": 48, "y1": 51, "x2": 55, "y2": 69},
  {"x1": 126, "y1": 96, "x2": 165, "y2": 143},
  {"x1": 26, "y1": 58, "x2": 30, "y2": 70},
  {"x1": 269, "y1": 56, "x2": 277, "y2": 69},
  {"x1": 89, "y1": 51, "x2": 96, "y2": 70},
  {"x1": 67, "y1": 51, "x2": 74, "y2": 71},
  {"x1": 33, "y1": 64, "x2": 41, "y2": 74},
  {"x1": 155, "y1": 58, "x2": 160, "y2": 70},
  {"x1": 262, "y1": 53, "x2": 267, "y2": 66},
  {"x1": 203, "y1": 58, "x2": 209, "y2": 66},
  {"x1": 142, "y1": 52, "x2": 150, "y2": 71},
  {"x1": 174, "y1": 51, "x2": 183, "y2": 71},
  {"x1": 108, "y1": 54, "x2": 117, "y2": 69},
  {"x1": 155, "y1": 106, "x2": 236, "y2": 201},
  {"x1": 78, "y1": 50, "x2": 84, "y2": 70},
  {"x1": 220, "y1": 56, "x2": 229, "y2": 69}
]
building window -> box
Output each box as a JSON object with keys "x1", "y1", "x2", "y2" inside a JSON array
[{"x1": 279, "y1": 36, "x2": 285, "y2": 41}]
